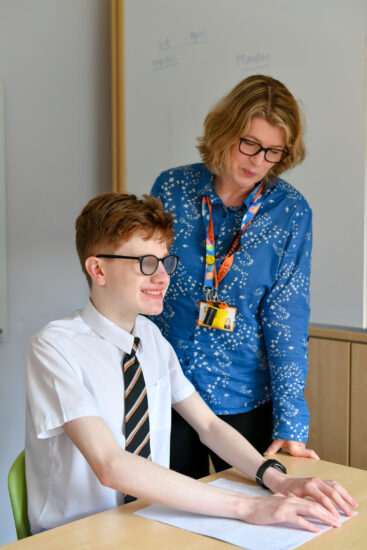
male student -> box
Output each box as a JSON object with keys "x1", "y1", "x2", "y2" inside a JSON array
[{"x1": 25, "y1": 193, "x2": 356, "y2": 534}]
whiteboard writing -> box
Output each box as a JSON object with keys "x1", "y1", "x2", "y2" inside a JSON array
[
  {"x1": 153, "y1": 30, "x2": 209, "y2": 71},
  {"x1": 152, "y1": 54, "x2": 179, "y2": 72},
  {"x1": 158, "y1": 30, "x2": 208, "y2": 50},
  {"x1": 236, "y1": 51, "x2": 271, "y2": 72}
]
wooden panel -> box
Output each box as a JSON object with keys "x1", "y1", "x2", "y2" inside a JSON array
[
  {"x1": 350, "y1": 343, "x2": 367, "y2": 469},
  {"x1": 305, "y1": 337, "x2": 350, "y2": 465},
  {"x1": 309, "y1": 325, "x2": 367, "y2": 344}
]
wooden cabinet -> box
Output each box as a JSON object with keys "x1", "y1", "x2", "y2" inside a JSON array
[
  {"x1": 305, "y1": 337, "x2": 350, "y2": 465},
  {"x1": 350, "y1": 343, "x2": 367, "y2": 468},
  {"x1": 305, "y1": 326, "x2": 367, "y2": 468}
]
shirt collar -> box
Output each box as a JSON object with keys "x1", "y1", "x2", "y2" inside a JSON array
[
  {"x1": 81, "y1": 299, "x2": 140, "y2": 354},
  {"x1": 197, "y1": 165, "x2": 222, "y2": 204},
  {"x1": 197, "y1": 164, "x2": 276, "y2": 207},
  {"x1": 243, "y1": 180, "x2": 269, "y2": 208}
]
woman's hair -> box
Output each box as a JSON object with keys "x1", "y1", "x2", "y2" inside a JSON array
[
  {"x1": 197, "y1": 74, "x2": 305, "y2": 180},
  {"x1": 75, "y1": 193, "x2": 174, "y2": 285}
]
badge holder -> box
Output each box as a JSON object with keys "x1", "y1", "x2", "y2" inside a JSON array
[{"x1": 197, "y1": 300, "x2": 237, "y2": 332}]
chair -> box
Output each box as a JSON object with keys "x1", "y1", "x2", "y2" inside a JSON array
[{"x1": 8, "y1": 450, "x2": 32, "y2": 539}]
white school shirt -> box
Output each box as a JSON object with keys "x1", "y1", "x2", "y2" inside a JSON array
[{"x1": 24, "y1": 300, "x2": 195, "y2": 533}]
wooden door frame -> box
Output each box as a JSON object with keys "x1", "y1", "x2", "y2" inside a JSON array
[{"x1": 111, "y1": 0, "x2": 125, "y2": 192}]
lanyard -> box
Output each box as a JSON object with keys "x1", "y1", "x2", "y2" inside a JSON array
[{"x1": 202, "y1": 183, "x2": 266, "y2": 299}]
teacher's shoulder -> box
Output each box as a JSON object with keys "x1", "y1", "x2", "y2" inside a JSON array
[
  {"x1": 153, "y1": 162, "x2": 206, "y2": 194},
  {"x1": 273, "y1": 177, "x2": 312, "y2": 214}
]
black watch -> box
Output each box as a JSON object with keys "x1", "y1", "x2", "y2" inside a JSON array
[{"x1": 255, "y1": 459, "x2": 287, "y2": 490}]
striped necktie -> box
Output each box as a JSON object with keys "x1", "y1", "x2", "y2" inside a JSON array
[{"x1": 123, "y1": 335, "x2": 151, "y2": 460}]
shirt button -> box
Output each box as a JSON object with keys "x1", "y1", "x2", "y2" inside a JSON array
[
  {"x1": 222, "y1": 213, "x2": 227, "y2": 218},
  {"x1": 184, "y1": 359, "x2": 190, "y2": 366},
  {"x1": 214, "y1": 234, "x2": 218, "y2": 240},
  {"x1": 189, "y1": 335, "x2": 194, "y2": 341}
]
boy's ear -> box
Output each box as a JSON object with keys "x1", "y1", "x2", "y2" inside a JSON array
[{"x1": 85, "y1": 257, "x2": 107, "y2": 287}]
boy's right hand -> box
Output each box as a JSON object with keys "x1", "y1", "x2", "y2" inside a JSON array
[{"x1": 240, "y1": 492, "x2": 342, "y2": 532}]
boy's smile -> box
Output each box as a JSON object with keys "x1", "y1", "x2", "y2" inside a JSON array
[{"x1": 89, "y1": 233, "x2": 171, "y2": 332}]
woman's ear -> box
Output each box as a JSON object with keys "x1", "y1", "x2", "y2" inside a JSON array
[{"x1": 85, "y1": 257, "x2": 107, "y2": 287}]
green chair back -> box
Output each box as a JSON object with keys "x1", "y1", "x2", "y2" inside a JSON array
[{"x1": 8, "y1": 450, "x2": 32, "y2": 539}]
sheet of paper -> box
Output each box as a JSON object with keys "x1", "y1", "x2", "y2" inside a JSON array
[{"x1": 135, "y1": 478, "x2": 354, "y2": 550}]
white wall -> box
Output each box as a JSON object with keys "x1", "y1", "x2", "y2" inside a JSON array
[
  {"x1": 124, "y1": 0, "x2": 367, "y2": 328},
  {"x1": 0, "y1": 1, "x2": 112, "y2": 543}
]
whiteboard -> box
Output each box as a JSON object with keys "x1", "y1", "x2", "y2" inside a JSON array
[{"x1": 124, "y1": 0, "x2": 367, "y2": 328}]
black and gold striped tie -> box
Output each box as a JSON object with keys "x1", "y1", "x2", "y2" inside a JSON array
[{"x1": 123, "y1": 336, "x2": 151, "y2": 502}]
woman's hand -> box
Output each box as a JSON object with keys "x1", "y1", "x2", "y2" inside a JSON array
[
  {"x1": 264, "y1": 439, "x2": 319, "y2": 459},
  {"x1": 240, "y1": 492, "x2": 342, "y2": 533}
]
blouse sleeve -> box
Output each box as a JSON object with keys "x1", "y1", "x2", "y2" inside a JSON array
[{"x1": 259, "y1": 204, "x2": 312, "y2": 442}]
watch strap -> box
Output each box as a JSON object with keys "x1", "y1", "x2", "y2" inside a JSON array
[{"x1": 255, "y1": 459, "x2": 287, "y2": 490}]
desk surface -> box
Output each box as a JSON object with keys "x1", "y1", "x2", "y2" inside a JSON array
[{"x1": 3, "y1": 456, "x2": 367, "y2": 550}]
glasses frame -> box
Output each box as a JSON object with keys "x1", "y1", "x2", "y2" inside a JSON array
[
  {"x1": 239, "y1": 138, "x2": 289, "y2": 164},
  {"x1": 95, "y1": 253, "x2": 179, "y2": 276}
]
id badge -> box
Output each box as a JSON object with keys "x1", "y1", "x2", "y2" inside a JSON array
[{"x1": 197, "y1": 301, "x2": 236, "y2": 331}]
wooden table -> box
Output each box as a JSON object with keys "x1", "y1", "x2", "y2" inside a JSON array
[{"x1": 3, "y1": 455, "x2": 367, "y2": 549}]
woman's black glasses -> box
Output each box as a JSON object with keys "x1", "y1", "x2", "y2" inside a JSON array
[{"x1": 239, "y1": 138, "x2": 289, "y2": 163}]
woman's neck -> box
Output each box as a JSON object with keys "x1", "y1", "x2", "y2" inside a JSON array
[{"x1": 213, "y1": 175, "x2": 256, "y2": 207}]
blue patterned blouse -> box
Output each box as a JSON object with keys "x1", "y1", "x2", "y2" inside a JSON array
[{"x1": 151, "y1": 163, "x2": 312, "y2": 442}]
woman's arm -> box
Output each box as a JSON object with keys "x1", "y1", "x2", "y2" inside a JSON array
[{"x1": 260, "y1": 203, "x2": 313, "y2": 454}]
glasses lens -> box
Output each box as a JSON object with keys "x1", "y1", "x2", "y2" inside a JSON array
[
  {"x1": 264, "y1": 149, "x2": 285, "y2": 163},
  {"x1": 141, "y1": 255, "x2": 158, "y2": 275},
  {"x1": 239, "y1": 139, "x2": 261, "y2": 156},
  {"x1": 162, "y1": 255, "x2": 178, "y2": 275}
]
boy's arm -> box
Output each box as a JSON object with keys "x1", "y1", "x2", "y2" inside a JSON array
[
  {"x1": 173, "y1": 392, "x2": 264, "y2": 479},
  {"x1": 63, "y1": 407, "x2": 355, "y2": 531},
  {"x1": 173, "y1": 392, "x2": 356, "y2": 517},
  {"x1": 62, "y1": 414, "x2": 344, "y2": 532},
  {"x1": 63, "y1": 415, "x2": 242, "y2": 518}
]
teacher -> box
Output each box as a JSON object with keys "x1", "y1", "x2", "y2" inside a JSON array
[{"x1": 151, "y1": 74, "x2": 317, "y2": 479}]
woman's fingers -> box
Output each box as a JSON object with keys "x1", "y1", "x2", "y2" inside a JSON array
[
  {"x1": 263, "y1": 439, "x2": 284, "y2": 456},
  {"x1": 282, "y1": 440, "x2": 320, "y2": 459},
  {"x1": 264, "y1": 439, "x2": 320, "y2": 459},
  {"x1": 292, "y1": 447, "x2": 319, "y2": 459}
]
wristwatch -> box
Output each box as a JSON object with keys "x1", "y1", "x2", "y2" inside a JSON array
[{"x1": 255, "y1": 459, "x2": 287, "y2": 490}]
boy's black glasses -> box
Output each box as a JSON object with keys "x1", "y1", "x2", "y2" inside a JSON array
[{"x1": 96, "y1": 254, "x2": 179, "y2": 276}]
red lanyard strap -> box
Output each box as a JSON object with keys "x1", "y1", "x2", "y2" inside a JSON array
[{"x1": 202, "y1": 183, "x2": 266, "y2": 292}]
